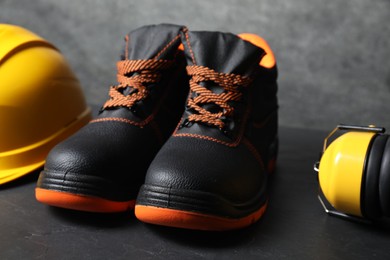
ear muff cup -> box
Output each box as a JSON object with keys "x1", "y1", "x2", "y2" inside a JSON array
[
  {"x1": 362, "y1": 134, "x2": 388, "y2": 219},
  {"x1": 363, "y1": 134, "x2": 390, "y2": 219},
  {"x1": 379, "y1": 137, "x2": 390, "y2": 217}
]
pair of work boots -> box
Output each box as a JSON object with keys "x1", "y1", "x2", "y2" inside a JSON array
[{"x1": 35, "y1": 24, "x2": 278, "y2": 231}]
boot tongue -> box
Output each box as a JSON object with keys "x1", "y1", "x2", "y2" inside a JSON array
[
  {"x1": 122, "y1": 24, "x2": 185, "y2": 61},
  {"x1": 177, "y1": 31, "x2": 266, "y2": 140},
  {"x1": 180, "y1": 31, "x2": 265, "y2": 76},
  {"x1": 100, "y1": 24, "x2": 185, "y2": 119}
]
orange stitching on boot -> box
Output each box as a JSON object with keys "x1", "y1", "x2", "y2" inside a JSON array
[
  {"x1": 185, "y1": 65, "x2": 252, "y2": 129},
  {"x1": 183, "y1": 29, "x2": 197, "y2": 64},
  {"x1": 102, "y1": 59, "x2": 174, "y2": 109},
  {"x1": 242, "y1": 137, "x2": 265, "y2": 170},
  {"x1": 153, "y1": 32, "x2": 183, "y2": 60},
  {"x1": 150, "y1": 120, "x2": 164, "y2": 144},
  {"x1": 174, "y1": 132, "x2": 240, "y2": 147},
  {"x1": 252, "y1": 110, "x2": 277, "y2": 128},
  {"x1": 90, "y1": 117, "x2": 151, "y2": 127}
]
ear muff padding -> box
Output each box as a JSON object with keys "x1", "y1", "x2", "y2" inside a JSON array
[
  {"x1": 363, "y1": 134, "x2": 388, "y2": 219},
  {"x1": 379, "y1": 137, "x2": 390, "y2": 217}
]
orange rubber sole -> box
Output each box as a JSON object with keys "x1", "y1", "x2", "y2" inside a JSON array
[
  {"x1": 35, "y1": 188, "x2": 135, "y2": 213},
  {"x1": 135, "y1": 201, "x2": 267, "y2": 231}
]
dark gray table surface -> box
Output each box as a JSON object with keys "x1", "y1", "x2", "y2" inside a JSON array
[{"x1": 1, "y1": 126, "x2": 390, "y2": 259}]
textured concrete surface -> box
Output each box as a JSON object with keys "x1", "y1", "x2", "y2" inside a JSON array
[
  {"x1": 2, "y1": 0, "x2": 390, "y2": 130},
  {"x1": 2, "y1": 127, "x2": 390, "y2": 259}
]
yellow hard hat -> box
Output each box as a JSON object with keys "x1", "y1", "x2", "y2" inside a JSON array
[{"x1": 0, "y1": 24, "x2": 92, "y2": 184}]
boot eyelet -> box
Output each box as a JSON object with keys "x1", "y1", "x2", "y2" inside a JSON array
[{"x1": 179, "y1": 118, "x2": 194, "y2": 129}]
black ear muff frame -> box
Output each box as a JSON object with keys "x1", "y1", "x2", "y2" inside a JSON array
[{"x1": 314, "y1": 124, "x2": 389, "y2": 223}]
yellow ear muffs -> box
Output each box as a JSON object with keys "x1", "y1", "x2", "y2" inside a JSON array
[{"x1": 315, "y1": 124, "x2": 387, "y2": 221}]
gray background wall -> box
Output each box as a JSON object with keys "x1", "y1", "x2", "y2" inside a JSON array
[{"x1": 2, "y1": 0, "x2": 390, "y2": 131}]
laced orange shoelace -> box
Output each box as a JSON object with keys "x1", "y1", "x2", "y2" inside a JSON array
[
  {"x1": 185, "y1": 65, "x2": 253, "y2": 129},
  {"x1": 103, "y1": 59, "x2": 174, "y2": 109}
]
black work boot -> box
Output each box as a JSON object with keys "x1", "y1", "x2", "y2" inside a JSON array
[
  {"x1": 135, "y1": 30, "x2": 278, "y2": 230},
  {"x1": 36, "y1": 24, "x2": 189, "y2": 212}
]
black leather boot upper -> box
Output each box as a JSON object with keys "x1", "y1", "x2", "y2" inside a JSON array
[
  {"x1": 36, "y1": 24, "x2": 189, "y2": 203},
  {"x1": 136, "y1": 30, "x2": 278, "y2": 220}
]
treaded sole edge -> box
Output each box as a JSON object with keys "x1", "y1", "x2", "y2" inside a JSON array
[
  {"x1": 35, "y1": 188, "x2": 135, "y2": 213},
  {"x1": 135, "y1": 201, "x2": 267, "y2": 231}
]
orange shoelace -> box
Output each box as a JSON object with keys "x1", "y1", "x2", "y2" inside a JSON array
[
  {"x1": 185, "y1": 65, "x2": 253, "y2": 129},
  {"x1": 103, "y1": 59, "x2": 174, "y2": 109}
]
